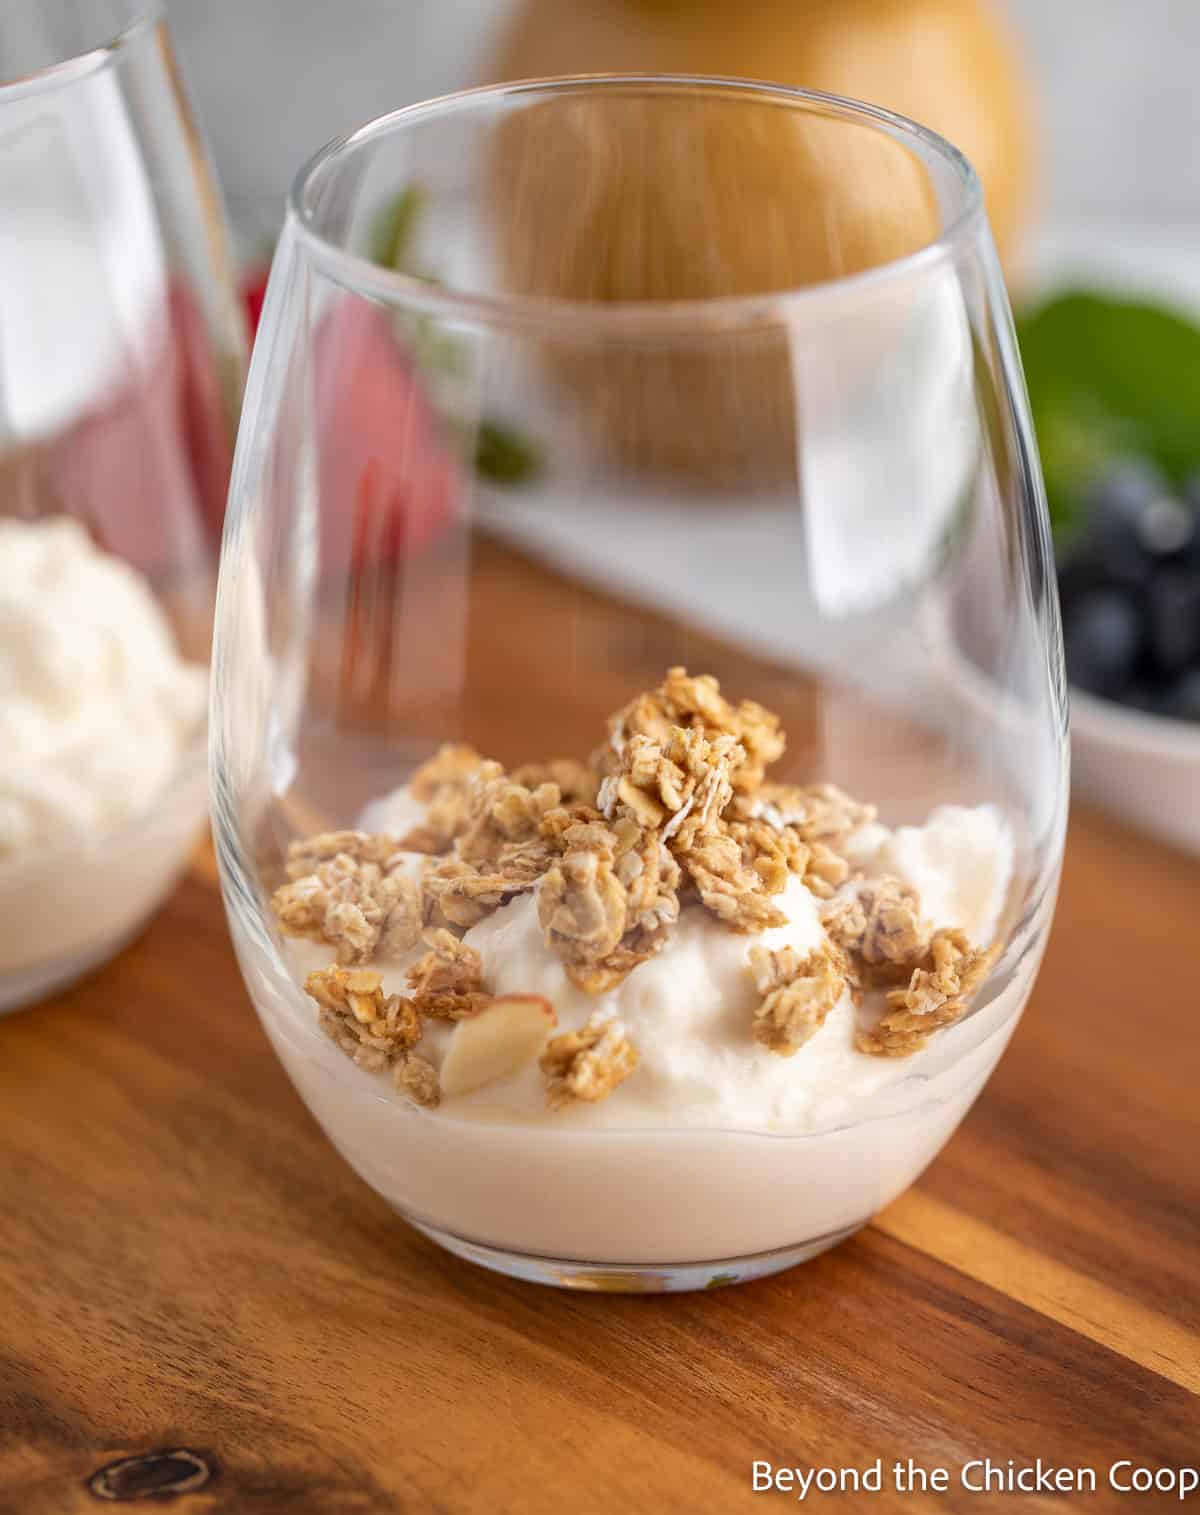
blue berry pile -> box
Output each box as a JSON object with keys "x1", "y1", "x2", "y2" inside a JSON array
[{"x1": 1058, "y1": 459, "x2": 1200, "y2": 722}]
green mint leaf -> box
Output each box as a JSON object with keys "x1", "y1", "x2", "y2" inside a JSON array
[
  {"x1": 1017, "y1": 290, "x2": 1200, "y2": 541},
  {"x1": 369, "y1": 182, "x2": 547, "y2": 487},
  {"x1": 370, "y1": 184, "x2": 427, "y2": 272},
  {"x1": 475, "y1": 420, "x2": 544, "y2": 486}
]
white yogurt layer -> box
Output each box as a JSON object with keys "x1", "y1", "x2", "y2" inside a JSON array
[
  {"x1": 284, "y1": 794, "x2": 1014, "y2": 1135},
  {"x1": 0, "y1": 516, "x2": 207, "y2": 858},
  {"x1": 251, "y1": 791, "x2": 1039, "y2": 1263},
  {"x1": 0, "y1": 517, "x2": 208, "y2": 1000}
]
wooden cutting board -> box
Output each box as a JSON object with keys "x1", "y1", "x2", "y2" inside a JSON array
[{"x1": 1, "y1": 549, "x2": 1197, "y2": 1515}]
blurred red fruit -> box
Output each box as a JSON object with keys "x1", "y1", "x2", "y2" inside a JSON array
[
  {"x1": 242, "y1": 267, "x2": 269, "y2": 342},
  {"x1": 313, "y1": 297, "x2": 461, "y2": 568}
]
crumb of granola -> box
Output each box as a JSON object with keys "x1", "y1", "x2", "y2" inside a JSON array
[
  {"x1": 457, "y1": 768, "x2": 562, "y2": 866},
  {"x1": 748, "y1": 944, "x2": 846, "y2": 1056},
  {"x1": 306, "y1": 965, "x2": 421, "y2": 1071},
  {"x1": 820, "y1": 890, "x2": 869, "y2": 1000},
  {"x1": 538, "y1": 803, "x2": 604, "y2": 848},
  {"x1": 400, "y1": 744, "x2": 489, "y2": 853},
  {"x1": 821, "y1": 890, "x2": 868, "y2": 951},
  {"x1": 659, "y1": 667, "x2": 785, "y2": 793},
  {"x1": 727, "y1": 818, "x2": 809, "y2": 897},
  {"x1": 394, "y1": 1053, "x2": 441, "y2": 1107},
  {"x1": 406, "y1": 928, "x2": 492, "y2": 1019},
  {"x1": 540, "y1": 1012, "x2": 639, "y2": 1108},
  {"x1": 802, "y1": 842, "x2": 851, "y2": 900},
  {"x1": 284, "y1": 829, "x2": 403, "y2": 880},
  {"x1": 599, "y1": 667, "x2": 784, "y2": 796},
  {"x1": 856, "y1": 929, "x2": 998, "y2": 1057},
  {"x1": 756, "y1": 782, "x2": 876, "y2": 848},
  {"x1": 510, "y1": 758, "x2": 599, "y2": 806},
  {"x1": 676, "y1": 830, "x2": 788, "y2": 933},
  {"x1": 860, "y1": 876, "x2": 929, "y2": 971},
  {"x1": 565, "y1": 926, "x2": 668, "y2": 994},
  {"x1": 598, "y1": 726, "x2": 743, "y2": 845},
  {"x1": 272, "y1": 852, "x2": 422, "y2": 964},
  {"x1": 816, "y1": 875, "x2": 930, "y2": 993},
  {"x1": 424, "y1": 855, "x2": 539, "y2": 930},
  {"x1": 538, "y1": 829, "x2": 628, "y2": 970},
  {"x1": 611, "y1": 818, "x2": 681, "y2": 934},
  {"x1": 415, "y1": 768, "x2": 565, "y2": 929},
  {"x1": 409, "y1": 744, "x2": 487, "y2": 803}
]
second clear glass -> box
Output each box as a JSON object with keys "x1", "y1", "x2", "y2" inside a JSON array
[{"x1": 0, "y1": 0, "x2": 244, "y2": 1010}]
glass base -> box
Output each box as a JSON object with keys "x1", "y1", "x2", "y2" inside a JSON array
[
  {"x1": 0, "y1": 930, "x2": 139, "y2": 1015},
  {"x1": 406, "y1": 1217, "x2": 866, "y2": 1292}
]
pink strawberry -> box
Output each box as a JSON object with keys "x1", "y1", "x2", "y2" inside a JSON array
[
  {"x1": 242, "y1": 266, "x2": 269, "y2": 342},
  {"x1": 312, "y1": 296, "x2": 462, "y2": 569}
]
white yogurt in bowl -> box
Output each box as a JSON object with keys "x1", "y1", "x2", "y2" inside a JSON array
[{"x1": 0, "y1": 517, "x2": 208, "y2": 1010}]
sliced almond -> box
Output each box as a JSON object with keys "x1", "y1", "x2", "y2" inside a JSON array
[{"x1": 439, "y1": 994, "x2": 557, "y2": 1098}]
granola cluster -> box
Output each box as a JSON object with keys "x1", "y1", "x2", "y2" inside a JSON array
[
  {"x1": 273, "y1": 667, "x2": 1002, "y2": 1111},
  {"x1": 748, "y1": 943, "x2": 847, "y2": 1056},
  {"x1": 856, "y1": 930, "x2": 1000, "y2": 1057},
  {"x1": 272, "y1": 834, "x2": 422, "y2": 965},
  {"x1": 541, "y1": 1012, "x2": 640, "y2": 1110}
]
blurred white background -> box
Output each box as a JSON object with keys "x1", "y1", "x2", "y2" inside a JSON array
[{"x1": 165, "y1": 0, "x2": 1200, "y2": 237}]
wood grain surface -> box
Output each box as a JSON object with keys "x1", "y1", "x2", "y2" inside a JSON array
[{"x1": 2, "y1": 546, "x2": 1198, "y2": 1515}]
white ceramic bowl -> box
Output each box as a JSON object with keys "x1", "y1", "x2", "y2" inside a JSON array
[
  {"x1": 0, "y1": 734, "x2": 208, "y2": 1014},
  {"x1": 1070, "y1": 688, "x2": 1200, "y2": 854}
]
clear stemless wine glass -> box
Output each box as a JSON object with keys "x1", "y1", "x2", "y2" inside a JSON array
[
  {"x1": 0, "y1": 0, "x2": 244, "y2": 1011},
  {"x1": 212, "y1": 78, "x2": 1067, "y2": 1293}
]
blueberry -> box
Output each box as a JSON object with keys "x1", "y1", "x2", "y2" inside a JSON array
[
  {"x1": 1138, "y1": 495, "x2": 1195, "y2": 556},
  {"x1": 1147, "y1": 570, "x2": 1200, "y2": 676},
  {"x1": 1180, "y1": 473, "x2": 1200, "y2": 566},
  {"x1": 1164, "y1": 669, "x2": 1200, "y2": 723},
  {"x1": 1086, "y1": 455, "x2": 1166, "y2": 531},
  {"x1": 1057, "y1": 547, "x2": 1110, "y2": 609},
  {"x1": 1071, "y1": 458, "x2": 1167, "y2": 588},
  {"x1": 1063, "y1": 588, "x2": 1143, "y2": 698},
  {"x1": 1123, "y1": 680, "x2": 1172, "y2": 716}
]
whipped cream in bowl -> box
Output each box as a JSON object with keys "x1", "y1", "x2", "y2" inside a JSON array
[
  {"x1": 226, "y1": 667, "x2": 1053, "y2": 1291},
  {"x1": 0, "y1": 517, "x2": 208, "y2": 1011}
]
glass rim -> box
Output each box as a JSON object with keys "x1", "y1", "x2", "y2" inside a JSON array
[
  {"x1": 0, "y1": 0, "x2": 162, "y2": 101},
  {"x1": 287, "y1": 73, "x2": 986, "y2": 336}
]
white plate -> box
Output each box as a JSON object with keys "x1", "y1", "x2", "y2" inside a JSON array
[
  {"x1": 1025, "y1": 223, "x2": 1200, "y2": 852},
  {"x1": 1069, "y1": 688, "x2": 1200, "y2": 853}
]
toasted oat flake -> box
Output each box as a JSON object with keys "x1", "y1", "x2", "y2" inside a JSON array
[
  {"x1": 802, "y1": 842, "x2": 851, "y2": 900},
  {"x1": 851, "y1": 876, "x2": 930, "y2": 972},
  {"x1": 284, "y1": 830, "x2": 403, "y2": 880},
  {"x1": 757, "y1": 782, "x2": 876, "y2": 848},
  {"x1": 538, "y1": 835, "x2": 628, "y2": 972},
  {"x1": 599, "y1": 667, "x2": 783, "y2": 795},
  {"x1": 400, "y1": 744, "x2": 489, "y2": 854},
  {"x1": 676, "y1": 831, "x2": 788, "y2": 933},
  {"x1": 749, "y1": 944, "x2": 846, "y2": 1056},
  {"x1": 511, "y1": 758, "x2": 599, "y2": 806},
  {"x1": 424, "y1": 855, "x2": 541, "y2": 931},
  {"x1": 457, "y1": 768, "x2": 561, "y2": 864},
  {"x1": 406, "y1": 928, "x2": 492, "y2": 1019},
  {"x1": 306, "y1": 965, "x2": 421, "y2": 1070},
  {"x1": 541, "y1": 1012, "x2": 639, "y2": 1108},
  {"x1": 728, "y1": 818, "x2": 809, "y2": 897},
  {"x1": 272, "y1": 852, "x2": 422, "y2": 965},
  {"x1": 856, "y1": 929, "x2": 999, "y2": 1057}
]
